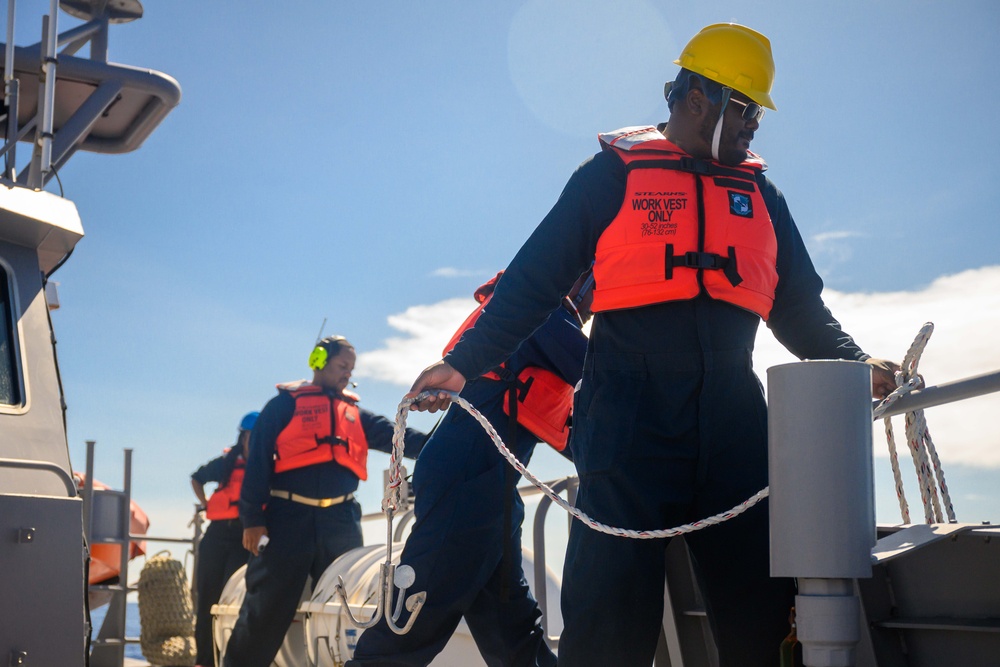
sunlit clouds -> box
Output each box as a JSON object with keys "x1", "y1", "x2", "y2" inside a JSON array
[
  {"x1": 358, "y1": 266, "x2": 1000, "y2": 468},
  {"x1": 757, "y1": 266, "x2": 1000, "y2": 468},
  {"x1": 356, "y1": 298, "x2": 473, "y2": 385}
]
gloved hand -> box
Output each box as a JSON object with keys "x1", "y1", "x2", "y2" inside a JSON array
[{"x1": 865, "y1": 357, "x2": 904, "y2": 399}]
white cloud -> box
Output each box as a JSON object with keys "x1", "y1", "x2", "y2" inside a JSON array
[
  {"x1": 355, "y1": 298, "x2": 475, "y2": 385},
  {"x1": 755, "y1": 265, "x2": 1000, "y2": 468},
  {"x1": 808, "y1": 230, "x2": 868, "y2": 269},
  {"x1": 811, "y1": 230, "x2": 867, "y2": 243},
  {"x1": 429, "y1": 267, "x2": 490, "y2": 278},
  {"x1": 361, "y1": 266, "x2": 1000, "y2": 469}
]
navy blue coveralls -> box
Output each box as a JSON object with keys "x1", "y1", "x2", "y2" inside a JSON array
[
  {"x1": 191, "y1": 452, "x2": 248, "y2": 666},
  {"x1": 348, "y1": 303, "x2": 587, "y2": 667},
  {"x1": 223, "y1": 389, "x2": 427, "y2": 667},
  {"x1": 441, "y1": 143, "x2": 871, "y2": 667}
]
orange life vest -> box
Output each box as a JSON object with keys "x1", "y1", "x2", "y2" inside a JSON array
[
  {"x1": 593, "y1": 126, "x2": 778, "y2": 320},
  {"x1": 205, "y1": 451, "x2": 246, "y2": 521},
  {"x1": 444, "y1": 273, "x2": 576, "y2": 451},
  {"x1": 272, "y1": 382, "x2": 370, "y2": 480}
]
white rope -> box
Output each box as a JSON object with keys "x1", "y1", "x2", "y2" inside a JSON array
[
  {"x1": 882, "y1": 417, "x2": 910, "y2": 523},
  {"x1": 389, "y1": 393, "x2": 769, "y2": 539},
  {"x1": 387, "y1": 324, "x2": 953, "y2": 539},
  {"x1": 874, "y1": 322, "x2": 956, "y2": 524},
  {"x1": 922, "y1": 419, "x2": 955, "y2": 521}
]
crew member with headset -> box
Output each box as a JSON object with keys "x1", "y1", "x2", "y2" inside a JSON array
[
  {"x1": 223, "y1": 336, "x2": 429, "y2": 667},
  {"x1": 348, "y1": 270, "x2": 593, "y2": 667},
  {"x1": 190, "y1": 411, "x2": 258, "y2": 667}
]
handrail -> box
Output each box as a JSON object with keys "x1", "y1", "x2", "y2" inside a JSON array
[
  {"x1": 531, "y1": 476, "x2": 577, "y2": 649},
  {"x1": 874, "y1": 369, "x2": 1000, "y2": 419},
  {"x1": 134, "y1": 534, "x2": 197, "y2": 545},
  {"x1": 3, "y1": 0, "x2": 17, "y2": 179},
  {"x1": 0, "y1": 456, "x2": 77, "y2": 496}
]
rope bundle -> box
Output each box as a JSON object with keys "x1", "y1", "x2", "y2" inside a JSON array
[
  {"x1": 874, "y1": 322, "x2": 955, "y2": 524},
  {"x1": 137, "y1": 551, "x2": 196, "y2": 666}
]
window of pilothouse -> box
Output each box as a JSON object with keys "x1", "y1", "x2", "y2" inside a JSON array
[{"x1": 0, "y1": 262, "x2": 22, "y2": 406}]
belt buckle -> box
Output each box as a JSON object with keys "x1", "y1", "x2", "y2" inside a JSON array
[{"x1": 317, "y1": 496, "x2": 334, "y2": 508}]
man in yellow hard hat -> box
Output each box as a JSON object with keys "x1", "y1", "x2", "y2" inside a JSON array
[{"x1": 405, "y1": 23, "x2": 898, "y2": 666}]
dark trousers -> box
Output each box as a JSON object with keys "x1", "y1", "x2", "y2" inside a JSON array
[
  {"x1": 348, "y1": 383, "x2": 556, "y2": 667},
  {"x1": 556, "y1": 348, "x2": 795, "y2": 667},
  {"x1": 194, "y1": 518, "x2": 247, "y2": 666},
  {"x1": 223, "y1": 497, "x2": 363, "y2": 667}
]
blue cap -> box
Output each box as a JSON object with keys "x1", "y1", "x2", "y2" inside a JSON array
[{"x1": 239, "y1": 411, "x2": 260, "y2": 432}]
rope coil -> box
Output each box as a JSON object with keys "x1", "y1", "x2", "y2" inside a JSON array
[{"x1": 137, "y1": 551, "x2": 196, "y2": 666}]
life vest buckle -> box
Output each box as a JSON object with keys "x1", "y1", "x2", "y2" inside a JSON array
[
  {"x1": 683, "y1": 251, "x2": 723, "y2": 270},
  {"x1": 679, "y1": 156, "x2": 711, "y2": 174}
]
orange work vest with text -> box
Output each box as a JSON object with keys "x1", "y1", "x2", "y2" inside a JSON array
[
  {"x1": 593, "y1": 126, "x2": 778, "y2": 320},
  {"x1": 272, "y1": 382, "x2": 370, "y2": 480}
]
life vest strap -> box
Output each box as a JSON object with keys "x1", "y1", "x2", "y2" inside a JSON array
[
  {"x1": 665, "y1": 245, "x2": 743, "y2": 286},
  {"x1": 315, "y1": 434, "x2": 349, "y2": 447},
  {"x1": 625, "y1": 157, "x2": 757, "y2": 181},
  {"x1": 493, "y1": 365, "x2": 537, "y2": 400}
]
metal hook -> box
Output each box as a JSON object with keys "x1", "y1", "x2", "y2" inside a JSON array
[{"x1": 333, "y1": 509, "x2": 427, "y2": 635}]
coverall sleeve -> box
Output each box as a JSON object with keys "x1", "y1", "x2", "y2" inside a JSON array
[
  {"x1": 762, "y1": 176, "x2": 869, "y2": 362},
  {"x1": 516, "y1": 307, "x2": 588, "y2": 386},
  {"x1": 360, "y1": 408, "x2": 428, "y2": 460},
  {"x1": 238, "y1": 393, "x2": 293, "y2": 528},
  {"x1": 191, "y1": 455, "x2": 226, "y2": 486},
  {"x1": 446, "y1": 149, "x2": 624, "y2": 380}
]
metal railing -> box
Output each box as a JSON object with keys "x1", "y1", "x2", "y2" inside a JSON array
[
  {"x1": 875, "y1": 369, "x2": 1000, "y2": 419},
  {"x1": 84, "y1": 441, "x2": 203, "y2": 667}
]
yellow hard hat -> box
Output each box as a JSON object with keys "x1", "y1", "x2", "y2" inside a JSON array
[{"x1": 674, "y1": 23, "x2": 777, "y2": 110}]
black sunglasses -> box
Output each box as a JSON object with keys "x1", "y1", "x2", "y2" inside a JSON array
[{"x1": 728, "y1": 97, "x2": 765, "y2": 123}]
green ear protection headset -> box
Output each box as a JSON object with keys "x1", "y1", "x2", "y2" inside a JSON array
[{"x1": 308, "y1": 335, "x2": 348, "y2": 371}]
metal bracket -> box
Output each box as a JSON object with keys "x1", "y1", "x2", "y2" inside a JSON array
[{"x1": 871, "y1": 523, "x2": 981, "y2": 564}]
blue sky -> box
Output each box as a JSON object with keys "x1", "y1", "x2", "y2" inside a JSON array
[{"x1": 8, "y1": 0, "x2": 999, "y2": 543}]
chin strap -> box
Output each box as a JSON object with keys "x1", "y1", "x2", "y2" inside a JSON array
[{"x1": 711, "y1": 87, "x2": 733, "y2": 161}]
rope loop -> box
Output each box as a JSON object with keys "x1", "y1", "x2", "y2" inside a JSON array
[{"x1": 872, "y1": 322, "x2": 956, "y2": 524}]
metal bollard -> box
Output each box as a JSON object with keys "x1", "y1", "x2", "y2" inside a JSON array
[{"x1": 768, "y1": 360, "x2": 874, "y2": 667}]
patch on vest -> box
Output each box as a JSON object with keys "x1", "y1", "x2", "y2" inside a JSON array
[
  {"x1": 345, "y1": 412, "x2": 356, "y2": 423},
  {"x1": 728, "y1": 191, "x2": 753, "y2": 218}
]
